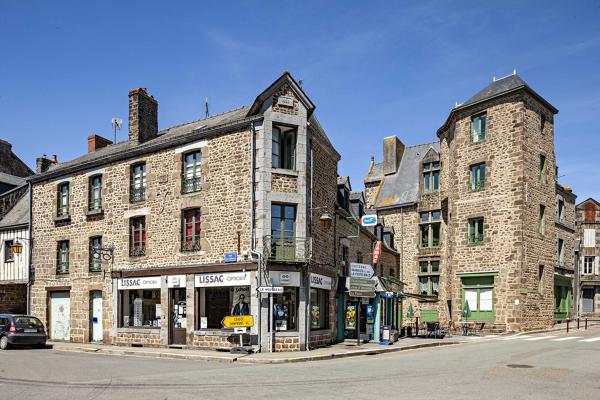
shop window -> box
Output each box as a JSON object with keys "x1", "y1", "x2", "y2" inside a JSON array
[
  {"x1": 57, "y1": 182, "x2": 70, "y2": 217},
  {"x1": 471, "y1": 113, "x2": 486, "y2": 143},
  {"x1": 56, "y1": 240, "x2": 69, "y2": 274},
  {"x1": 461, "y1": 275, "x2": 494, "y2": 321},
  {"x1": 4, "y1": 240, "x2": 14, "y2": 263},
  {"x1": 422, "y1": 161, "x2": 440, "y2": 193},
  {"x1": 89, "y1": 236, "x2": 102, "y2": 272},
  {"x1": 130, "y1": 216, "x2": 146, "y2": 257},
  {"x1": 182, "y1": 151, "x2": 201, "y2": 194},
  {"x1": 419, "y1": 210, "x2": 441, "y2": 249},
  {"x1": 88, "y1": 175, "x2": 102, "y2": 211},
  {"x1": 310, "y1": 288, "x2": 329, "y2": 330},
  {"x1": 130, "y1": 163, "x2": 147, "y2": 203},
  {"x1": 272, "y1": 125, "x2": 296, "y2": 170},
  {"x1": 468, "y1": 217, "x2": 484, "y2": 245},
  {"x1": 120, "y1": 289, "x2": 160, "y2": 328},
  {"x1": 469, "y1": 163, "x2": 486, "y2": 191},
  {"x1": 273, "y1": 287, "x2": 299, "y2": 331},
  {"x1": 181, "y1": 209, "x2": 201, "y2": 252},
  {"x1": 197, "y1": 286, "x2": 251, "y2": 329},
  {"x1": 418, "y1": 260, "x2": 440, "y2": 296}
]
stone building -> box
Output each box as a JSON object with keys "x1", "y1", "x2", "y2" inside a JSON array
[
  {"x1": 554, "y1": 183, "x2": 577, "y2": 321},
  {"x1": 28, "y1": 72, "x2": 347, "y2": 351},
  {"x1": 0, "y1": 140, "x2": 33, "y2": 314},
  {"x1": 365, "y1": 73, "x2": 576, "y2": 332},
  {"x1": 575, "y1": 198, "x2": 600, "y2": 318}
]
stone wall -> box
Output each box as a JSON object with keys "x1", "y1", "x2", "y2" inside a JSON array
[
  {"x1": 271, "y1": 173, "x2": 298, "y2": 193},
  {"x1": 0, "y1": 284, "x2": 26, "y2": 314},
  {"x1": 114, "y1": 329, "x2": 162, "y2": 347}
]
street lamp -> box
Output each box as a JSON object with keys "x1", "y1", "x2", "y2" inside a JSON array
[
  {"x1": 11, "y1": 241, "x2": 24, "y2": 255},
  {"x1": 319, "y1": 212, "x2": 332, "y2": 230}
]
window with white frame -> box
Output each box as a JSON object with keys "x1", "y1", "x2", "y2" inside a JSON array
[
  {"x1": 583, "y1": 256, "x2": 595, "y2": 275},
  {"x1": 584, "y1": 229, "x2": 596, "y2": 248}
]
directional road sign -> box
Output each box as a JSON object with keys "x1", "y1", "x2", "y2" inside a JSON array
[
  {"x1": 222, "y1": 315, "x2": 254, "y2": 328},
  {"x1": 349, "y1": 263, "x2": 375, "y2": 278}
]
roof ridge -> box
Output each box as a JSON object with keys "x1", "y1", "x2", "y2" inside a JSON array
[
  {"x1": 160, "y1": 105, "x2": 248, "y2": 133},
  {"x1": 405, "y1": 140, "x2": 439, "y2": 149}
]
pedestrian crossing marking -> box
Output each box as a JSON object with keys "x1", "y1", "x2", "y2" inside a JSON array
[
  {"x1": 551, "y1": 337, "x2": 581, "y2": 341},
  {"x1": 580, "y1": 337, "x2": 600, "y2": 342},
  {"x1": 523, "y1": 336, "x2": 556, "y2": 341}
]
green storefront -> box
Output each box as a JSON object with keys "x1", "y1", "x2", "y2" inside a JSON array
[
  {"x1": 554, "y1": 275, "x2": 573, "y2": 321},
  {"x1": 458, "y1": 272, "x2": 498, "y2": 322}
]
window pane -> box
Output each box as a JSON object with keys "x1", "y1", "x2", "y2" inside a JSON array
[
  {"x1": 432, "y1": 223, "x2": 440, "y2": 246},
  {"x1": 432, "y1": 161, "x2": 440, "y2": 169},
  {"x1": 419, "y1": 262, "x2": 429, "y2": 274},
  {"x1": 419, "y1": 277, "x2": 429, "y2": 295},
  {"x1": 431, "y1": 261, "x2": 439, "y2": 273},
  {"x1": 479, "y1": 289, "x2": 493, "y2": 311},
  {"x1": 423, "y1": 162, "x2": 430, "y2": 171},
  {"x1": 465, "y1": 289, "x2": 478, "y2": 312},
  {"x1": 423, "y1": 173, "x2": 430, "y2": 192},
  {"x1": 420, "y1": 225, "x2": 429, "y2": 247},
  {"x1": 431, "y1": 211, "x2": 441, "y2": 221},
  {"x1": 431, "y1": 276, "x2": 439, "y2": 295},
  {"x1": 432, "y1": 171, "x2": 439, "y2": 191},
  {"x1": 420, "y1": 212, "x2": 429, "y2": 223}
]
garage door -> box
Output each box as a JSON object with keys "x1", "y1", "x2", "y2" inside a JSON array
[
  {"x1": 582, "y1": 288, "x2": 595, "y2": 314},
  {"x1": 49, "y1": 291, "x2": 70, "y2": 341}
]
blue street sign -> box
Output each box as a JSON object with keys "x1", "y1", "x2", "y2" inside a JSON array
[
  {"x1": 224, "y1": 252, "x2": 237, "y2": 263},
  {"x1": 361, "y1": 215, "x2": 377, "y2": 227}
]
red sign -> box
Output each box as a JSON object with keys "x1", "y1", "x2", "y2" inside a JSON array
[{"x1": 373, "y1": 241, "x2": 382, "y2": 265}]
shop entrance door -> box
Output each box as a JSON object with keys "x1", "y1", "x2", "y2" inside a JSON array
[
  {"x1": 344, "y1": 300, "x2": 368, "y2": 340},
  {"x1": 90, "y1": 291, "x2": 103, "y2": 342},
  {"x1": 582, "y1": 288, "x2": 595, "y2": 314},
  {"x1": 49, "y1": 291, "x2": 70, "y2": 341},
  {"x1": 169, "y1": 288, "x2": 187, "y2": 345}
]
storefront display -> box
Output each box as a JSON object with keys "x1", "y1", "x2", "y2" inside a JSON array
[
  {"x1": 118, "y1": 276, "x2": 161, "y2": 328},
  {"x1": 195, "y1": 271, "x2": 251, "y2": 330},
  {"x1": 273, "y1": 287, "x2": 298, "y2": 331},
  {"x1": 345, "y1": 303, "x2": 357, "y2": 330},
  {"x1": 309, "y1": 273, "x2": 332, "y2": 330}
]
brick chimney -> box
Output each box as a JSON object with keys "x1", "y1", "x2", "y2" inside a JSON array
[
  {"x1": 382, "y1": 136, "x2": 405, "y2": 175},
  {"x1": 87, "y1": 134, "x2": 113, "y2": 153},
  {"x1": 128, "y1": 88, "x2": 158, "y2": 144}
]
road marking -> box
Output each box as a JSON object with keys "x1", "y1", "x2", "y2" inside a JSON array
[
  {"x1": 501, "y1": 336, "x2": 522, "y2": 340},
  {"x1": 523, "y1": 335, "x2": 556, "y2": 341},
  {"x1": 579, "y1": 337, "x2": 600, "y2": 342},
  {"x1": 551, "y1": 337, "x2": 581, "y2": 341}
]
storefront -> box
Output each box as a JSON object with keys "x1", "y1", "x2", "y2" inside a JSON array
[{"x1": 309, "y1": 272, "x2": 333, "y2": 348}]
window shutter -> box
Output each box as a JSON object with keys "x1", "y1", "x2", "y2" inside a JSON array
[{"x1": 584, "y1": 229, "x2": 596, "y2": 248}]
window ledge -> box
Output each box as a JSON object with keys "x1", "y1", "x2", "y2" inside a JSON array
[
  {"x1": 53, "y1": 214, "x2": 71, "y2": 223},
  {"x1": 193, "y1": 330, "x2": 235, "y2": 337},
  {"x1": 86, "y1": 208, "x2": 104, "y2": 217},
  {"x1": 271, "y1": 168, "x2": 299, "y2": 177},
  {"x1": 181, "y1": 189, "x2": 202, "y2": 197},
  {"x1": 177, "y1": 251, "x2": 206, "y2": 257},
  {"x1": 117, "y1": 327, "x2": 160, "y2": 334},
  {"x1": 272, "y1": 331, "x2": 299, "y2": 336}
]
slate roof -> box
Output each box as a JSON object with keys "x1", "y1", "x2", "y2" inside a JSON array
[
  {"x1": 0, "y1": 190, "x2": 29, "y2": 228},
  {"x1": 349, "y1": 191, "x2": 364, "y2": 202},
  {"x1": 460, "y1": 74, "x2": 528, "y2": 108},
  {"x1": 374, "y1": 141, "x2": 440, "y2": 208},
  {"x1": 0, "y1": 172, "x2": 26, "y2": 187}
]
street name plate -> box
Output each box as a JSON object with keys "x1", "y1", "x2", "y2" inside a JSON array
[
  {"x1": 349, "y1": 290, "x2": 376, "y2": 298},
  {"x1": 257, "y1": 286, "x2": 284, "y2": 293}
]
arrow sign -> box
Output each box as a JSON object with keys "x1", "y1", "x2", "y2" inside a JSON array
[
  {"x1": 222, "y1": 315, "x2": 254, "y2": 328},
  {"x1": 349, "y1": 263, "x2": 375, "y2": 278},
  {"x1": 257, "y1": 286, "x2": 284, "y2": 293},
  {"x1": 360, "y1": 215, "x2": 377, "y2": 227}
]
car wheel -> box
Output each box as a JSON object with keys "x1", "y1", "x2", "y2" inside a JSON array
[{"x1": 0, "y1": 336, "x2": 9, "y2": 350}]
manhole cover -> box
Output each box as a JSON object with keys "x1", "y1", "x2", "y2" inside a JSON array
[{"x1": 506, "y1": 364, "x2": 534, "y2": 369}]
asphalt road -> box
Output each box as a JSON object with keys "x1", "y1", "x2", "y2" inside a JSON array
[{"x1": 0, "y1": 327, "x2": 599, "y2": 400}]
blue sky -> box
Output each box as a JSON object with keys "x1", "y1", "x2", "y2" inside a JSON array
[{"x1": 1, "y1": 1, "x2": 599, "y2": 200}]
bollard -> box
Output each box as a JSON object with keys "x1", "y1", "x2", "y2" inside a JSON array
[
  {"x1": 566, "y1": 319, "x2": 570, "y2": 333},
  {"x1": 585, "y1": 317, "x2": 588, "y2": 330},
  {"x1": 577, "y1": 318, "x2": 580, "y2": 330}
]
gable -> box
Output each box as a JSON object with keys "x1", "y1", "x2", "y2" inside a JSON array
[{"x1": 247, "y1": 71, "x2": 315, "y2": 118}]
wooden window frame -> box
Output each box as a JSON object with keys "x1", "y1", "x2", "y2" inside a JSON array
[
  {"x1": 419, "y1": 211, "x2": 441, "y2": 249},
  {"x1": 468, "y1": 217, "x2": 484, "y2": 245},
  {"x1": 182, "y1": 151, "x2": 201, "y2": 194},
  {"x1": 422, "y1": 161, "x2": 440, "y2": 193},
  {"x1": 471, "y1": 113, "x2": 487, "y2": 143},
  {"x1": 469, "y1": 162, "x2": 486, "y2": 191}
]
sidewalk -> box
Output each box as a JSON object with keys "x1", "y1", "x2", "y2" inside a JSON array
[{"x1": 48, "y1": 337, "x2": 460, "y2": 364}]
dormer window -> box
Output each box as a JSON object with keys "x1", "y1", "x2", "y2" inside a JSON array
[
  {"x1": 272, "y1": 125, "x2": 296, "y2": 170},
  {"x1": 423, "y1": 162, "x2": 440, "y2": 193}
]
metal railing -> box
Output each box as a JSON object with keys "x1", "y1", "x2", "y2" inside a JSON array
[
  {"x1": 181, "y1": 238, "x2": 201, "y2": 252},
  {"x1": 182, "y1": 177, "x2": 201, "y2": 194},
  {"x1": 88, "y1": 198, "x2": 102, "y2": 212},
  {"x1": 469, "y1": 181, "x2": 485, "y2": 191},
  {"x1": 57, "y1": 205, "x2": 69, "y2": 218},
  {"x1": 56, "y1": 262, "x2": 69, "y2": 274},
  {"x1": 130, "y1": 187, "x2": 146, "y2": 203},
  {"x1": 263, "y1": 236, "x2": 310, "y2": 263},
  {"x1": 129, "y1": 246, "x2": 146, "y2": 257}
]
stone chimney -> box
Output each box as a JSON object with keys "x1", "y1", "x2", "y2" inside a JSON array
[
  {"x1": 87, "y1": 134, "x2": 113, "y2": 153},
  {"x1": 382, "y1": 136, "x2": 405, "y2": 175},
  {"x1": 128, "y1": 88, "x2": 158, "y2": 144},
  {"x1": 0, "y1": 139, "x2": 12, "y2": 161},
  {"x1": 36, "y1": 155, "x2": 55, "y2": 173}
]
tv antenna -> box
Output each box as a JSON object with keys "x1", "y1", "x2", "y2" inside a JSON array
[
  {"x1": 111, "y1": 118, "x2": 123, "y2": 143},
  {"x1": 204, "y1": 98, "x2": 209, "y2": 118}
]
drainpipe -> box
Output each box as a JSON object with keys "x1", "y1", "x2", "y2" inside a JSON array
[
  {"x1": 306, "y1": 140, "x2": 314, "y2": 351},
  {"x1": 27, "y1": 181, "x2": 33, "y2": 315},
  {"x1": 249, "y1": 121, "x2": 262, "y2": 352}
]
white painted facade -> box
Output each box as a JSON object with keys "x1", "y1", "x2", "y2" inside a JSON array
[{"x1": 0, "y1": 226, "x2": 29, "y2": 283}]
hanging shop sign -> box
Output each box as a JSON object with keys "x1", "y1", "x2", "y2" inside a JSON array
[
  {"x1": 269, "y1": 271, "x2": 301, "y2": 287},
  {"x1": 117, "y1": 276, "x2": 161, "y2": 290},
  {"x1": 195, "y1": 271, "x2": 251, "y2": 287},
  {"x1": 349, "y1": 263, "x2": 375, "y2": 278},
  {"x1": 360, "y1": 215, "x2": 377, "y2": 227},
  {"x1": 373, "y1": 241, "x2": 382, "y2": 265},
  {"x1": 167, "y1": 275, "x2": 186, "y2": 288},
  {"x1": 310, "y1": 273, "x2": 333, "y2": 290}
]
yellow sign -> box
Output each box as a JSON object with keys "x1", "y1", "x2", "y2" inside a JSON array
[{"x1": 222, "y1": 315, "x2": 254, "y2": 328}]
